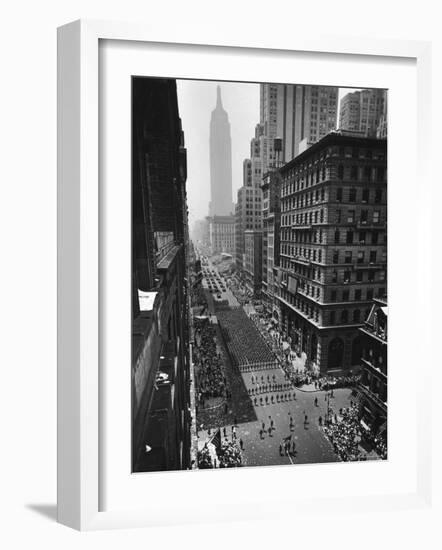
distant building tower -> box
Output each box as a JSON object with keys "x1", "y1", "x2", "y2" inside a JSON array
[
  {"x1": 339, "y1": 89, "x2": 385, "y2": 137},
  {"x1": 260, "y1": 84, "x2": 338, "y2": 164},
  {"x1": 209, "y1": 85, "x2": 233, "y2": 216}
]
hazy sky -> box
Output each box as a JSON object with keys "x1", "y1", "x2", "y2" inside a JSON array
[{"x1": 176, "y1": 80, "x2": 356, "y2": 227}]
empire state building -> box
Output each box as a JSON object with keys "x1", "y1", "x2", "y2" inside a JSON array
[{"x1": 209, "y1": 86, "x2": 233, "y2": 216}]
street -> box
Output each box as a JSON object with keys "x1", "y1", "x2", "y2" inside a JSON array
[{"x1": 196, "y1": 263, "x2": 356, "y2": 467}]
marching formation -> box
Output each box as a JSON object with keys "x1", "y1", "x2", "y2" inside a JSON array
[{"x1": 193, "y1": 259, "x2": 386, "y2": 469}]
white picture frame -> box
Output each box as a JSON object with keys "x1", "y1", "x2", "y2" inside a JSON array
[{"x1": 57, "y1": 19, "x2": 432, "y2": 531}]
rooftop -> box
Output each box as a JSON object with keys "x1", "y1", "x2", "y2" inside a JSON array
[{"x1": 279, "y1": 131, "x2": 387, "y2": 174}]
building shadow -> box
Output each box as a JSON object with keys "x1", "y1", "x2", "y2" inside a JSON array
[{"x1": 26, "y1": 504, "x2": 57, "y2": 522}]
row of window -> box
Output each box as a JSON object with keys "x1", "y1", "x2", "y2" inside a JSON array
[
  {"x1": 280, "y1": 228, "x2": 323, "y2": 244},
  {"x1": 280, "y1": 228, "x2": 385, "y2": 246},
  {"x1": 333, "y1": 229, "x2": 385, "y2": 245},
  {"x1": 281, "y1": 187, "x2": 326, "y2": 210},
  {"x1": 281, "y1": 207, "x2": 385, "y2": 227},
  {"x1": 281, "y1": 244, "x2": 386, "y2": 268},
  {"x1": 336, "y1": 164, "x2": 385, "y2": 183},
  {"x1": 281, "y1": 166, "x2": 327, "y2": 196},
  {"x1": 281, "y1": 209, "x2": 324, "y2": 226},
  {"x1": 336, "y1": 186, "x2": 383, "y2": 204},
  {"x1": 280, "y1": 289, "x2": 320, "y2": 323},
  {"x1": 329, "y1": 287, "x2": 385, "y2": 303},
  {"x1": 279, "y1": 291, "x2": 377, "y2": 327},
  {"x1": 328, "y1": 308, "x2": 365, "y2": 325},
  {"x1": 280, "y1": 244, "x2": 323, "y2": 263},
  {"x1": 281, "y1": 160, "x2": 386, "y2": 198},
  {"x1": 333, "y1": 208, "x2": 384, "y2": 225},
  {"x1": 332, "y1": 249, "x2": 387, "y2": 265},
  {"x1": 330, "y1": 269, "x2": 386, "y2": 284}
]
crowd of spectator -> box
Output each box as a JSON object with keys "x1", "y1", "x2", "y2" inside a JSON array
[
  {"x1": 360, "y1": 426, "x2": 388, "y2": 460},
  {"x1": 313, "y1": 375, "x2": 361, "y2": 391},
  {"x1": 323, "y1": 404, "x2": 367, "y2": 461},
  {"x1": 218, "y1": 440, "x2": 243, "y2": 467},
  {"x1": 193, "y1": 318, "x2": 230, "y2": 409},
  {"x1": 373, "y1": 434, "x2": 387, "y2": 459},
  {"x1": 191, "y1": 284, "x2": 207, "y2": 309},
  {"x1": 197, "y1": 438, "x2": 243, "y2": 469},
  {"x1": 197, "y1": 445, "x2": 214, "y2": 469}
]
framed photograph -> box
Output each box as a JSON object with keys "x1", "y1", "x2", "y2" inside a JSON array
[{"x1": 57, "y1": 19, "x2": 432, "y2": 530}]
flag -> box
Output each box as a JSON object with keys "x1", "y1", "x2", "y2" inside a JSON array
[{"x1": 209, "y1": 428, "x2": 222, "y2": 452}]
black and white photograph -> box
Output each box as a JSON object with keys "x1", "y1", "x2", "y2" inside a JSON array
[{"x1": 132, "y1": 77, "x2": 388, "y2": 473}]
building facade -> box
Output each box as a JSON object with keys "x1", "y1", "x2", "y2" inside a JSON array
[
  {"x1": 339, "y1": 89, "x2": 386, "y2": 137},
  {"x1": 260, "y1": 84, "x2": 339, "y2": 163},
  {"x1": 244, "y1": 230, "x2": 263, "y2": 295},
  {"x1": 357, "y1": 298, "x2": 388, "y2": 433},
  {"x1": 190, "y1": 218, "x2": 210, "y2": 252},
  {"x1": 235, "y1": 167, "x2": 263, "y2": 269},
  {"x1": 209, "y1": 85, "x2": 233, "y2": 216},
  {"x1": 261, "y1": 166, "x2": 282, "y2": 312},
  {"x1": 276, "y1": 132, "x2": 387, "y2": 374},
  {"x1": 132, "y1": 77, "x2": 192, "y2": 472},
  {"x1": 236, "y1": 84, "x2": 338, "y2": 276},
  {"x1": 208, "y1": 214, "x2": 236, "y2": 255},
  {"x1": 376, "y1": 90, "x2": 388, "y2": 139}
]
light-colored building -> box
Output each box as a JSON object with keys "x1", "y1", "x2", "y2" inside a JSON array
[
  {"x1": 209, "y1": 86, "x2": 233, "y2": 216},
  {"x1": 235, "y1": 127, "x2": 264, "y2": 269},
  {"x1": 244, "y1": 230, "x2": 263, "y2": 295},
  {"x1": 260, "y1": 84, "x2": 339, "y2": 163},
  {"x1": 339, "y1": 89, "x2": 385, "y2": 138},
  {"x1": 261, "y1": 169, "x2": 282, "y2": 312},
  {"x1": 236, "y1": 84, "x2": 338, "y2": 271},
  {"x1": 191, "y1": 218, "x2": 210, "y2": 249},
  {"x1": 208, "y1": 215, "x2": 235, "y2": 256},
  {"x1": 235, "y1": 185, "x2": 262, "y2": 268}
]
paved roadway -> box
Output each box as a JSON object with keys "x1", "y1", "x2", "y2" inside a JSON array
[
  {"x1": 197, "y1": 262, "x2": 356, "y2": 467},
  {"x1": 197, "y1": 260, "x2": 374, "y2": 467}
]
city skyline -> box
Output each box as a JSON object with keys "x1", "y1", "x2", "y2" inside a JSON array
[
  {"x1": 177, "y1": 80, "x2": 369, "y2": 226},
  {"x1": 131, "y1": 76, "x2": 388, "y2": 474}
]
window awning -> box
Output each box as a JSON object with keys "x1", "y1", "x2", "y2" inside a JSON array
[{"x1": 138, "y1": 290, "x2": 158, "y2": 312}]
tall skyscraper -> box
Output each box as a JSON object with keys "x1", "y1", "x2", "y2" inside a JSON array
[
  {"x1": 260, "y1": 84, "x2": 338, "y2": 165},
  {"x1": 209, "y1": 85, "x2": 233, "y2": 216},
  {"x1": 236, "y1": 84, "x2": 338, "y2": 275},
  {"x1": 339, "y1": 89, "x2": 385, "y2": 137}
]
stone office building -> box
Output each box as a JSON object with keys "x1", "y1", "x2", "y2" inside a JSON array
[
  {"x1": 261, "y1": 167, "x2": 282, "y2": 312},
  {"x1": 244, "y1": 230, "x2": 263, "y2": 295},
  {"x1": 208, "y1": 214, "x2": 236, "y2": 256},
  {"x1": 339, "y1": 89, "x2": 385, "y2": 138},
  {"x1": 132, "y1": 77, "x2": 192, "y2": 472},
  {"x1": 235, "y1": 176, "x2": 263, "y2": 269},
  {"x1": 276, "y1": 131, "x2": 387, "y2": 373}
]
